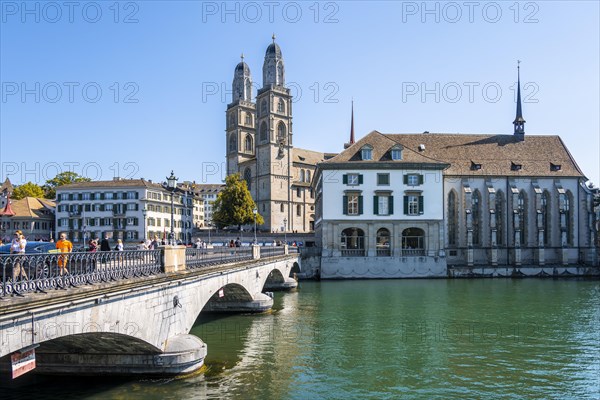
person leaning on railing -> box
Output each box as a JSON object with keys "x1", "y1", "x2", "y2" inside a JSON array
[
  {"x1": 10, "y1": 230, "x2": 27, "y2": 280},
  {"x1": 56, "y1": 233, "x2": 73, "y2": 276}
]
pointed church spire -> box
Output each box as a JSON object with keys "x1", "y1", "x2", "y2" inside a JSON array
[
  {"x1": 1, "y1": 193, "x2": 15, "y2": 216},
  {"x1": 350, "y1": 100, "x2": 355, "y2": 145},
  {"x1": 513, "y1": 60, "x2": 526, "y2": 138}
]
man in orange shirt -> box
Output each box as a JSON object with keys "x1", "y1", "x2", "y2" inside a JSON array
[{"x1": 56, "y1": 233, "x2": 73, "y2": 275}]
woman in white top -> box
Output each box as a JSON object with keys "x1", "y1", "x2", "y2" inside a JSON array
[{"x1": 10, "y1": 230, "x2": 27, "y2": 280}]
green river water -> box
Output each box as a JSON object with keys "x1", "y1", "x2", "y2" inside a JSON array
[{"x1": 1, "y1": 279, "x2": 599, "y2": 399}]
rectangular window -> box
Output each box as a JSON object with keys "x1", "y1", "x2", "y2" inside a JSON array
[
  {"x1": 157, "y1": 218, "x2": 161, "y2": 227},
  {"x1": 127, "y1": 191, "x2": 137, "y2": 199},
  {"x1": 105, "y1": 203, "x2": 113, "y2": 211},
  {"x1": 348, "y1": 194, "x2": 359, "y2": 215},
  {"x1": 126, "y1": 203, "x2": 137, "y2": 210},
  {"x1": 296, "y1": 187, "x2": 302, "y2": 197},
  {"x1": 404, "y1": 195, "x2": 424, "y2": 215},
  {"x1": 105, "y1": 192, "x2": 113, "y2": 200},
  {"x1": 82, "y1": 193, "x2": 91, "y2": 200},
  {"x1": 405, "y1": 174, "x2": 423, "y2": 186},
  {"x1": 391, "y1": 149, "x2": 402, "y2": 160},
  {"x1": 377, "y1": 173, "x2": 390, "y2": 185},
  {"x1": 344, "y1": 173, "x2": 362, "y2": 186},
  {"x1": 343, "y1": 193, "x2": 363, "y2": 216}
]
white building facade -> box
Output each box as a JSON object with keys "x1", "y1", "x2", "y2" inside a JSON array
[{"x1": 56, "y1": 179, "x2": 203, "y2": 244}]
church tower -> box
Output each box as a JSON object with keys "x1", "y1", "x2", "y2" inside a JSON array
[
  {"x1": 226, "y1": 54, "x2": 256, "y2": 176},
  {"x1": 255, "y1": 35, "x2": 294, "y2": 231},
  {"x1": 513, "y1": 61, "x2": 526, "y2": 140}
]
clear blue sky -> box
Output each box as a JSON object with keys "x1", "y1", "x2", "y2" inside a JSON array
[{"x1": 1, "y1": 1, "x2": 598, "y2": 186}]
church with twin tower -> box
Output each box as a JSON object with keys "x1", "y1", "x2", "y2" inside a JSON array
[{"x1": 226, "y1": 36, "x2": 325, "y2": 233}]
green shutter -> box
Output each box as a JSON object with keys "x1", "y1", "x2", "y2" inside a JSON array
[
  {"x1": 403, "y1": 175, "x2": 408, "y2": 185},
  {"x1": 358, "y1": 174, "x2": 364, "y2": 184},
  {"x1": 389, "y1": 196, "x2": 394, "y2": 214},
  {"x1": 135, "y1": 192, "x2": 139, "y2": 199},
  {"x1": 373, "y1": 196, "x2": 379, "y2": 215},
  {"x1": 419, "y1": 196, "x2": 424, "y2": 214},
  {"x1": 418, "y1": 174, "x2": 424, "y2": 185},
  {"x1": 100, "y1": 193, "x2": 105, "y2": 200},
  {"x1": 342, "y1": 174, "x2": 348, "y2": 184},
  {"x1": 404, "y1": 196, "x2": 409, "y2": 215},
  {"x1": 358, "y1": 196, "x2": 363, "y2": 215},
  {"x1": 343, "y1": 196, "x2": 348, "y2": 215}
]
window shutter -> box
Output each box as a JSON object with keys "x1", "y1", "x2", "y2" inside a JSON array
[
  {"x1": 418, "y1": 174, "x2": 424, "y2": 185},
  {"x1": 342, "y1": 174, "x2": 348, "y2": 185},
  {"x1": 419, "y1": 196, "x2": 424, "y2": 214},
  {"x1": 373, "y1": 196, "x2": 379, "y2": 215},
  {"x1": 403, "y1": 175, "x2": 408, "y2": 185},
  {"x1": 358, "y1": 195, "x2": 363, "y2": 215},
  {"x1": 358, "y1": 174, "x2": 364, "y2": 184},
  {"x1": 100, "y1": 204, "x2": 105, "y2": 212},
  {"x1": 135, "y1": 204, "x2": 139, "y2": 211},
  {"x1": 343, "y1": 196, "x2": 348, "y2": 215},
  {"x1": 389, "y1": 196, "x2": 394, "y2": 214},
  {"x1": 403, "y1": 196, "x2": 409, "y2": 215},
  {"x1": 135, "y1": 192, "x2": 139, "y2": 199},
  {"x1": 100, "y1": 193, "x2": 105, "y2": 200}
]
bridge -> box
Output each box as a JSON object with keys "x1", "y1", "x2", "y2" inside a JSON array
[{"x1": 0, "y1": 245, "x2": 300, "y2": 376}]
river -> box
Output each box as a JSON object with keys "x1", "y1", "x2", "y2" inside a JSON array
[{"x1": 1, "y1": 279, "x2": 599, "y2": 399}]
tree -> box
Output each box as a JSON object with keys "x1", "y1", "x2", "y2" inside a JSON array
[
  {"x1": 12, "y1": 182, "x2": 45, "y2": 200},
  {"x1": 43, "y1": 171, "x2": 91, "y2": 199},
  {"x1": 212, "y1": 174, "x2": 264, "y2": 229}
]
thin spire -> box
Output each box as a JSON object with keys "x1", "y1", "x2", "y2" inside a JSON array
[
  {"x1": 272, "y1": 33, "x2": 276, "y2": 43},
  {"x1": 350, "y1": 100, "x2": 355, "y2": 145},
  {"x1": 240, "y1": 53, "x2": 244, "y2": 62},
  {"x1": 513, "y1": 60, "x2": 525, "y2": 136}
]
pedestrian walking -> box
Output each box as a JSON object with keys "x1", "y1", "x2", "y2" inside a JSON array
[
  {"x1": 10, "y1": 230, "x2": 27, "y2": 280},
  {"x1": 56, "y1": 233, "x2": 73, "y2": 276}
]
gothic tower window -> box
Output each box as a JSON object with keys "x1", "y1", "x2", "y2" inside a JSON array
[
  {"x1": 228, "y1": 134, "x2": 237, "y2": 153},
  {"x1": 447, "y1": 190, "x2": 458, "y2": 246},
  {"x1": 518, "y1": 190, "x2": 528, "y2": 246},
  {"x1": 541, "y1": 190, "x2": 550, "y2": 246},
  {"x1": 229, "y1": 113, "x2": 235, "y2": 128},
  {"x1": 261, "y1": 100, "x2": 267, "y2": 115},
  {"x1": 245, "y1": 112, "x2": 252, "y2": 126},
  {"x1": 300, "y1": 169, "x2": 305, "y2": 182},
  {"x1": 277, "y1": 63, "x2": 284, "y2": 85},
  {"x1": 306, "y1": 170, "x2": 311, "y2": 183},
  {"x1": 245, "y1": 134, "x2": 253, "y2": 153},
  {"x1": 296, "y1": 204, "x2": 301, "y2": 216},
  {"x1": 278, "y1": 99, "x2": 285, "y2": 113},
  {"x1": 496, "y1": 190, "x2": 505, "y2": 246},
  {"x1": 243, "y1": 168, "x2": 251, "y2": 191},
  {"x1": 472, "y1": 190, "x2": 481, "y2": 246},
  {"x1": 277, "y1": 122, "x2": 286, "y2": 143},
  {"x1": 565, "y1": 190, "x2": 573, "y2": 246},
  {"x1": 260, "y1": 122, "x2": 268, "y2": 142}
]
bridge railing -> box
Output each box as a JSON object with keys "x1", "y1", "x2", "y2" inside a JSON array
[
  {"x1": 0, "y1": 249, "x2": 163, "y2": 298},
  {"x1": 260, "y1": 245, "x2": 287, "y2": 258},
  {"x1": 185, "y1": 246, "x2": 254, "y2": 269}
]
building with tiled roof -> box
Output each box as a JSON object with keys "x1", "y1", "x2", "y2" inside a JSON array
[
  {"x1": 179, "y1": 182, "x2": 224, "y2": 227},
  {"x1": 314, "y1": 69, "x2": 597, "y2": 278},
  {"x1": 0, "y1": 196, "x2": 55, "y2": 242},
  {"x1": 225, "y1": 38, "x2": 326, "y2": 233}
]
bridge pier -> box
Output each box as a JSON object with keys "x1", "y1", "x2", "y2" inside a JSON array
[
  {"x1": 264, "y1": 276, "x2": 298, "y2": 291},
  {"x1": 203, "y1": 292, "x2": 273, "y2": 313},
  {"x1": 29, "y1": 334, "x2": 206, "y2": 376}
]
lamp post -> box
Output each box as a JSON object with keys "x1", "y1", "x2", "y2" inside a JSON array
[
  {"x1": 253, "y1": 207, "x2": 258, "y2": 244},
  {"x1": 166, "y1": 171, "x2": 178, "y2": 245},
  {"x1": 142, "y1": 206, "x2": 147, "y2": 241},
  {"x1": 207, "y1": 223, "x2": 212, "y2": 244},
  {"x1": 283, "y1": 217, "x2": 287, "y2": 244}
]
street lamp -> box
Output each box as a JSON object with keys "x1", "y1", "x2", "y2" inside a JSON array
[
  {"x1": 142, "y1": 206, "x2": 147, "y2": 241},
  {"x1": 166, "y1": 171, "x2": 178, "y2": 245},
  {"x1": 253, "y1": 207, "x2": 258, "y2": 244},
  {"x1": 283, "y1": 217, "x2": 287, "y2": 244},
  {"x1": 207, "y1": 222, "x2": 212, "y2": 244}
]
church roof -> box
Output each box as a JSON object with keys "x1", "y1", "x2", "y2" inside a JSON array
[
  {"x1": 58, "y1": 179, "x2": 165, "y2": 190},
  {"x1": 265, "y1": 42, "x2": 282, "y2": 58},
  {"x1": 292, "y1": 148, "x2": 326, "y2": 166},
  {"x1": 323, "y1": 130, "x2": 585, "y2": 178}
]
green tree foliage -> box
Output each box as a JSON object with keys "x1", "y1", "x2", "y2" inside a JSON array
[
  {"x1": 12, "y1": 182, "x2": 45, "y2": 200},
  {"x1": 43, "y1": 171, "x2": 91, "y2": 199},
  {"x1": 212, "y1": 174, "x2": 264, "y2": 229}
]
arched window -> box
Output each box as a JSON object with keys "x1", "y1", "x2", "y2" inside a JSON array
[
  {"x1": 244, "y1": 134, "x2": 253, "y2": 152},
  {"x1": 228, "y1": 134, "x2": 237, "y2": 153},
  {"x1": 278, "y1": 99, "x2": 285, "y2": 113},
  {"x1": 447, "y1": 190, "x2": 458, "y2": 246},
  {"x1": 277, "y1": 122, "x2": 286, "y2": 142},
  {"x1": 472, "y1": 190, "x2": 481, "y2": 246},
  {"x1": 261, "y1": 100, "x2": 267, "y2": 115},
  {"x1": 306, "y1": 170, "x2": 311, "y2": 183},
  {"x1": 260, "y1": 122, "x2": 268, "y2": 142},
  {"x1": 276, "y1": 63, "x2": 284, "y2": 84},
  {"x1": 300, "y1": 169, "x2": 305, "y2": 182},
  {"x1": 565, "y1": 190, "x2": 573, "y2": 246},
  {"x1": 541, "y1": 190, "x2": 550, "y2": 246},
  {"x1": 402, "y1": 228, "x2": 425, "y2": 255},
  {"x1": 495, "y1": 190, "x2": 505, "y2": 246},
  {"x1": 229, "y1": 113, "x2": 235, "y2": 128},
  {"x1": 243, "y1": 168, "x2": 251, "y2": 191},
  {"x1": 245, "y1": 112, "x2": 252, "y2": 126},
  {"x1": 376, "y1": 228, "x2": 391, "y2": 256},
  {"x1": 341, "y1": 228, "x2": 365, "y2": 256},
  {"x1": 518, "y1": 190, "x2": 528, "y2": 246},
  {"x1": 296, "y1": 204, "x2": 301, "y2": 216}
]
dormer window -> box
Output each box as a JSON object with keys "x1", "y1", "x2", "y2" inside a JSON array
[
  {"x1": 511, "y1": 162, "x2": 522, "y2": 171},
  {"x1": 471, "y1": 161, "x2": 482, "y2": 171},
  {"x1": 550, "y1": 163, "x2": 562, "y2": 172},
  {"x1": 361, "y1": 145, "x2": 373, "y2": 161},
  {"x1": 390, "y1": 146, "x2": 403, "y2": 161}
]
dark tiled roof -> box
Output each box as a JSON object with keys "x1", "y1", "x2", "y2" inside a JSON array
[
  {"x1": 293, "y1": 148, "x2": 326, "y2": 166},
  {"x1": 7, "y1": 197, "x2": 55, "y2": 218},
  {"x1": 58, "y1": 179, "x2": 164, "y2": 190}
]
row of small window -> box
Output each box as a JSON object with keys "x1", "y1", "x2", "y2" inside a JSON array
[
  {"x1": 64, "y1": 231, "x2": 141, "y2": 241},
  {"x1": 359, "y1": 145, "x2": 403, "y2": 161},
  {"x1": 296, "y1": 187, "x2": 315, "y2": 198},
  {"x1": 58, "y1": 192, "x2": 139, "y2": 201},
  {"x1": 228, "y1": 99, "x2": 287, "y2": 127},
  {"x1": 264, "y1": 203, "x2": 315, "y2": 215},
  {"x1": 343, "y1": 173, "x2": 424, "y2": 186},
  {"x1": 0, "y1": 221, "x2": 53, "y2": 230},
  {"x1": 147, "y1": 218, "x2": 192, "y2": 228},
  {"x1": 343, "y1": 194, "x2": 424, "y2": 216},
  {"x1": 57, "y1": 218, "x2": 139, "y2": 227},
  {"x1": 58, "y1": 203, "x2": 139, "y2": 212}
]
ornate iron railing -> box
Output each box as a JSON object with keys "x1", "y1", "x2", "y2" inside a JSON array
[
  {"x1": 185, "y1": 246, "x2": 254, "y2": 269},
  {"x1": 260, "y1": 245, "x2": 287, "y2": 258},
  {"x1": 0, "y1": 250, "x2": 163, "y2": 298},
  {"x1": 341, "y1": 249, "x2": 366, "y2": 257}
]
